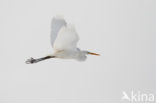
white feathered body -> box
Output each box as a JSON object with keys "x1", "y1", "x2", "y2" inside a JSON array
[
  {"x1": 50, "y1": 16, "x2": 87, "y2": 61},
  {"x1": 52, "y1": 49, "x2": 87, "y2": 61}
]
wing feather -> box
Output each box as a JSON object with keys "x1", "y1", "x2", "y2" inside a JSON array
[
  {"x1": 50, "y1": 16, "x2": 67, "y2": 47},
  {"x1": 53, "y1": 24, "x2": 79, "y2": 50}
]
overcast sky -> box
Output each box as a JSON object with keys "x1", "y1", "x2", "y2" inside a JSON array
[{"x1": 0, "y1": 0, "x2": 156, "y2": 103}]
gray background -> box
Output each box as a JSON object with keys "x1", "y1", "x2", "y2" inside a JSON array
[{"x1": 0, "y1": 0, "x2": 156, "y2": 103}]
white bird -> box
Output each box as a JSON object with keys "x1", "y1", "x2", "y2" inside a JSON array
[{"x1": 26, "y1": 16, "x2": 100, "y2": 64}]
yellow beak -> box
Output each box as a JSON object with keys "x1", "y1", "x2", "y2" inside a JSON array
[{"x1": 88, "y1": 52, "x2": 100, "y2": 56}]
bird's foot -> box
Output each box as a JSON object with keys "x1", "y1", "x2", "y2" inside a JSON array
[{"x1": 25, "y1": 57, "x2": 38, "y2": 64}]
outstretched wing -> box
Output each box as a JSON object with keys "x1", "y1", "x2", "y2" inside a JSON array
[
  {"x1": 53, "y1": 24, "x2": 79, "y2": 50},
  {"x1": 50, "y1": 16, "x2": 67, "y2": 47}
]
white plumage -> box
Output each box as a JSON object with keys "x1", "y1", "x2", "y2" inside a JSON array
[
  {"x1": 53, "y1": 24, "x2": 79, "y2": 51},
  {"x1": 50, "y1": 16, "x2": 67, "y2": 47},
  {"x1": 26, "y1": 16, "x2": 99, "y2": 64}
]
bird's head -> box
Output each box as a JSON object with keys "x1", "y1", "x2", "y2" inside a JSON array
[{"x1": 76, "y1": 50, "x2": 100, "y2": 61}]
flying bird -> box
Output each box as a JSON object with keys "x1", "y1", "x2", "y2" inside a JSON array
[{"x1": 26, "y1": 16, "x2": 100, "y2": 64}]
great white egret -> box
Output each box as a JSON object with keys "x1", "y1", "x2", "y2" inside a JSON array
[{"x1": 26, "y1": 16, "x2": 99, "y2": 64}]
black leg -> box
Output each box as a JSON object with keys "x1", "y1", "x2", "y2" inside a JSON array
[{"x1": 26, "y1": 56, "x2": 55, "y2": 64}]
